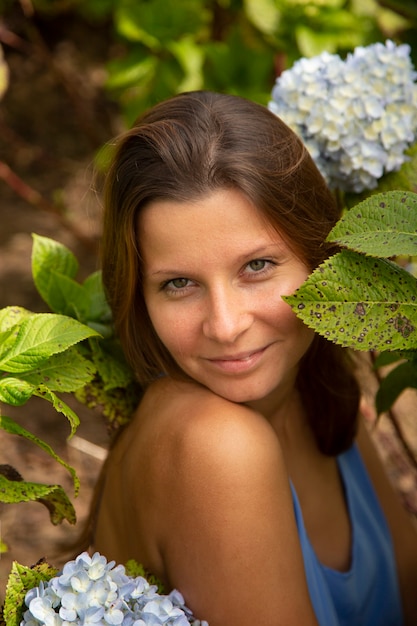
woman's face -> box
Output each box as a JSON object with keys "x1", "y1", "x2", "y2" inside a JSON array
[{"x1": 139, "y1": 188, "x2": 314, "y2": 413}]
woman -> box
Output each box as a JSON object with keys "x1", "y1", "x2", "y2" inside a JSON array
[{"x1": 91, "y1": 91, "x2": 417, "y2": 625}]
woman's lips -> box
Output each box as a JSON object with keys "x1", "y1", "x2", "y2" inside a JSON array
[{"x1": 205, "y1": 345, "x2": 269, "y2": 374}]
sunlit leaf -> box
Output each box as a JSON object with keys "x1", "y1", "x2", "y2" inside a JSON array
[
  {"x1": 32, "y1": 234, "x2": 79, "y2": 311},
  {"x1": 328, "y1": 191, "x2": 417, "y2": 257},
  {"x1": 0, "y1": 474, "x2": 76, "y2": 524},
  {"x1": 0, "y1": 314, "x2": 99, "y2": 373},
  {"x1": 0, "y1": 377, "x2": 35, "y2": 406},
  {"x1": 18, "y1": 348, "x2": 96, "y2": 392},
  {"x1": 284, "y1": 250, "x2": 417, "y2": 351},
  {"x1": 167, "y1": 36, "x2": 204, "y2": 92},
  {"x1": 106, "y1": 53, "x2": 157, "y2": 90},
  {"x1": 0, "y1": 306, "x2": 33, "y2": 332},
  {"x1": 3, "y1": 560, "x2": 58, "y2": 626},
  {"x1": 244, "y1": 0, "x2": 281, "y2": 35}
]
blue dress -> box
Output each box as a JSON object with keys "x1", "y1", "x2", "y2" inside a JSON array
[{"x1": 291, "y1": 444, "x2": 404, "y2": 625}]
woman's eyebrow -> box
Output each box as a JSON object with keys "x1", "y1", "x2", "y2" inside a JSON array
[{"x1": 146, "y1": 243, "x2": 284, "y2": 277}]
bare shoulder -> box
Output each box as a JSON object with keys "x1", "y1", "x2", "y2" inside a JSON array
[
  {"x1": 103, "y1": 378, "x2": 317, "y2": 625},
  {"x1": 127, "y1": 379, "x2": 317, "y2": 625},
  {"x1": 136, "y1": 377, "x2": 283, "y2": 475}
]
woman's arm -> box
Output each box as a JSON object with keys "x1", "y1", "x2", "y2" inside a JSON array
[
  {"x1": 149, "y1": 396, "x2": 319, "y2": 626},
  {"x1": 357, "y1": 418, "x2": 417, "y2": 625}
]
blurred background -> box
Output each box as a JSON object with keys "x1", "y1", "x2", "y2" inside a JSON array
[{"x1": 0, "y1": 0, "x2": 417, "y2": 602}]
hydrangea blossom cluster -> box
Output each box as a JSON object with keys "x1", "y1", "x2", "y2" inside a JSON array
[
  {"x1": 268, "y1": 40, "x2": 417, "y2": 193},
  {"x1": 21, "y1": 552, "x2": 208, "y2": 626}
]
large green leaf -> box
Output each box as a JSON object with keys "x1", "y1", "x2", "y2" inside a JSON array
[
  {"x1": 0, "y1": 473, "x2": 76, "y2": 524},
  {"x1": 32, "y1": 234, "x2": 79, "y2": 311},
  {"x1": 83, "y1": 270, "x2": 112, "y2": 323},
  {"x1": 18, "y1": 347, "x2": 96, "y2": 392},
  {"x1": 328, "y1": 191, "x2": 417, "y2": 257},
  {"x1": 284, "y1": 250, "x2": 417, "y2": 351},
  {"x1": 0, "y1": 306, "x2": 33, "y2": 332},
  {"x1": 0, "y1": 414, "x2": 79, "y2": 494},
  {"x1": 3, "y1": 560, "x2": 58, "y2": 626},
  {"x1": 44, "y1": 271, "x2": 90, "y2": 318},
  {"x1": 0, "y1": 314, "x2": 99, "y2": 373}
]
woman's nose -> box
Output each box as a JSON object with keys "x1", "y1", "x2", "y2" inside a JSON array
[{"x1": 202, "y1": 287, "x2": 253, "y2": 344}]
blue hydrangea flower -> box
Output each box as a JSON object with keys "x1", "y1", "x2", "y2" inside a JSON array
[
  {"x1": 20, "y1": 552, "x2": 209, "y2": 626},
  {"x1": 268, "y1": 40, "x2": 417, "y2": 193}
]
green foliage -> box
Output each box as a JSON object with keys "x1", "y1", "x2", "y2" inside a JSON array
[
  {"x1": 0, "y1": 235, "x2": 141, "y2": 530},
  {"x1": 284, "y1": 190, "x2": 417, "y2": 414},
  {"x1": 125, "y1": 559, "x2": 165, "y2": 593},
  {"x1": 3, "y1": 0, "x2": 413, "y2": 122},
  {"x1": 330, "y1": 191, "x2": 417, "y2": 257},
  {"x1": 3, "y1": 559, "x2": 58, "y2": 626},
  {"x1": 0, "y1": 472, "x2": 76, "y2": 524},
  {"x1": 105, "y1": 0, "x2": 399, "y2": 122}
]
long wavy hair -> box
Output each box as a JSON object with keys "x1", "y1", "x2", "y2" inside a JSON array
[{"x1": 101, "y1": 90, "x2": 359, "y2": 456}]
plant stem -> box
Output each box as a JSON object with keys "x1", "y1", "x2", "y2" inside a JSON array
[{"x1": 0, "y1": 160, "x2": 97, "y2": 252}]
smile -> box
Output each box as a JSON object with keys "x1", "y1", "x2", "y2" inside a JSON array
[{"x1": 205, "y1": 345, "x2": 270, "y2": 374}]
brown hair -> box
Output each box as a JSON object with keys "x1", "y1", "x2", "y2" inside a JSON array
[{"x1": 101, "y1": 91, "x2": 359, "y2": 455}]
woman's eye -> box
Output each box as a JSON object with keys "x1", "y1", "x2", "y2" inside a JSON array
[
  {"x1": 161, "y1": 277, "x2": 193, "y2": 294},
  {"x1": 247, "y1": 259, "x2": 268, "y2": 272},
  {"x1": 170, "y1": 278, "x2": 189, "y2": 289}
]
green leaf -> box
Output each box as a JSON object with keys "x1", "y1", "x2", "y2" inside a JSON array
[
  {"x1": 115, "y1": 0, "x2": 208, "y2": 47},
  {"x1": 75, "y1": 378, "x2": 140, "y2": 431},
  {"x1": 46, "y1": 271, "x2": 90, "y2": 318},
  {"x1": 3, "y1": 560, "x2": 58, "y2": 626},
  {"x1": 284, "y1": 250, "x2": 417, "y2": 352},
  {"x1": 32, "y1": 234, "x2": 79, "y2": 310},
  {"x1": 0, "y1": 415, "x2": 79, "y2": 494},
  {"x1": 0, "y1": 306, "x2": 33, "y2": 332},
  {"x1": 19, "y1": 347, "x2": 96, "y2": 392},
  {"x1": 125, "y1": 559, "x2": 165, "y2": 593},
  {"x1": 0, "y1": 313, "x2": 99, "y2": 373},
  {"x1": 373, "y1": 351, "x2": 405, "y2": 368},
  {"x1": 0, "y1": 474, "x2": 76, "y2": 524},
  {"x1": 376, "y1": 361, "x2": 417, "y2": 414},
  {"x1": 328, "y1": 191, "x2": 417, "y2": 257},
  {"x1": 90, "y1": 340, "x2": 134, "y2": 391},
  {"x1": 34, "y1": 385, "x2": 80, "y2": 437},
  {"x1": 0, "y1": 377, "x2": 35, "y2": 406},
  {"x1": 167, "y1": 36, "x2": 204, "y2": 92},
  {"x1": 106, "y1": 51, "x2": 157, "y2": 90},
  {"x1": 83, "y1": 271, "x2": 112, "y2": 323},
  {"x1": 244, "y1": 0, "x2": 281, "y2": 35}
]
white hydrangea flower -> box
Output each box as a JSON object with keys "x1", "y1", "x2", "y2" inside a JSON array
[
  {"x1": 20, "y1": 552, "x2": 208, "y2": 626},
  {"x1": 268, "y1": 40, "x2": 417, "y2": 193}
]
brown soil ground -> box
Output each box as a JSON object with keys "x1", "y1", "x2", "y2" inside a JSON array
[
  {"x1": 0, "y1": 11, "x2": 117, "y2": 601},
  {"x1": 1, "y1": 8, "x2": 417, "y2": 607}
]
